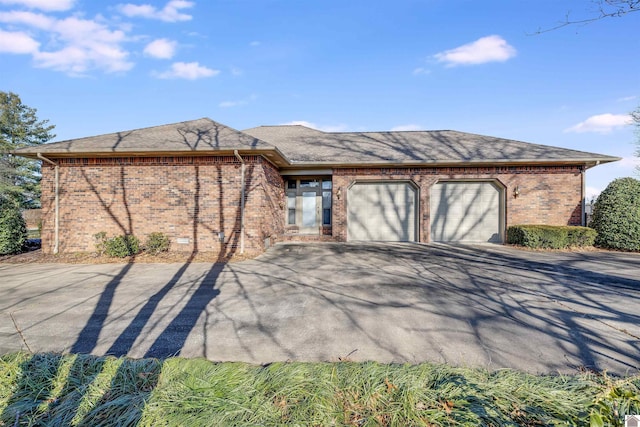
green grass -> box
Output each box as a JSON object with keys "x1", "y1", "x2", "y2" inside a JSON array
[{"x1": 1, "y1": 353, "x2": 639, "y2": 426}]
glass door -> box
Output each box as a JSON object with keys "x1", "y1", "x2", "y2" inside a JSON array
[
  {"x1": 285, "y1": 178, "x2": 331, "y2": 234},
  {"x1": 302, "y1": 192, "x2": 318, "y2": 228}
]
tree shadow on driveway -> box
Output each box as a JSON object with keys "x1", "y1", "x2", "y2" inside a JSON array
[
  {"x1": 241, "y1": 242, "x2": 640, "y2": 374},
  {"x1": 6, "y1": 241, "x2": 640, "y2": 375}
]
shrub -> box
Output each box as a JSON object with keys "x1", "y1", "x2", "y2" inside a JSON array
[
  {"x1": 590, "y1": 177, "x2": 640, "y2": 251},
  {"x1": 94, "y1": 231, "x2": 107, "y2": 256},
  {"x1": 0, "y1": 199, "x2": 27, "y2": 255},
  {"x1": 507, "y1": 225, "x2": 596, "y2": 249},
  {"x1": 566, "y1": 226, "x2": 597, "y2": 247},
  {"x1": 145, "y1": 232, "x2": 170, "y2": 255},
  {"x1": 94, "y1": 233, "x2": 141, "y2": 257}
]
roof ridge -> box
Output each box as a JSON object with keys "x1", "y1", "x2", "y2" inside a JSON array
[
  {"x1": 334, "y1": 129, "x2": 454, "y2": 135},
  {"x1": 244, "y1": 124, "x2": 327, "y2": 132},
  {"x1": 48, "y1": 117, "x2": 215, "y2": 144}
]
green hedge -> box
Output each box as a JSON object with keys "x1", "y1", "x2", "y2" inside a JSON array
[
  {"x1": 590, "y1": 177, "x2": 640, "y2": 251},
  {"x1": 507, "y1": 225, "x2": 596, "y2": 249},
  {"x1": 0, "y1": 199, "x2": 27, "y2": 255}
]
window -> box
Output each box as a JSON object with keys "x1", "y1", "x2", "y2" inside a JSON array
[
  {"x1": 287, "y1": 194, "x2": 296, "y2": 225},
  {"x1": 322, "y1": 191, "x2": 331, "y2": 225},
  {"x1": 300, "y1": 179, "x2": 319, "y2": 188}
]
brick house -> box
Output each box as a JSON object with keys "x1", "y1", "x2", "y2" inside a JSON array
[{"x1": 14, "y1": 117, "x2": 618, "y2": 257}]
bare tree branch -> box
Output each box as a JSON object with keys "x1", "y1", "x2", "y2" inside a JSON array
[
  {"x1": 10, "y1": 312, "x2": 32, "y2": 353},
  {"x1": 633, "y1": 106, "x2": 640, "y2": 174},
  {"x1": 534, "y1": 0, "x2": 640, "y2": 34}
]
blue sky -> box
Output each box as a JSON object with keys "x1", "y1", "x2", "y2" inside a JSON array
[{"x1": 1, "y1": 0, "x2": 638, "y2": 197}]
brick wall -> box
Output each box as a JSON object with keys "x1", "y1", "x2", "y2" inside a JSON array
[
  {"x1": 40, "y1": 156, "x2": 285, "y2": 256},
  {"x1": 245, "y1": 159, "x2": 285, "y2": 249},
  {"x1": 40, "y1": 159, "x2": 583, "y2": 253},
  {"x1": 332, "y1": 165, "x2": 583, "y2": 242}
]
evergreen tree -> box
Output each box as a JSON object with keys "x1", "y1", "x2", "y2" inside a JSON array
[{"x1": 0, "y1": 91, "x2": 55, "y2": 208}]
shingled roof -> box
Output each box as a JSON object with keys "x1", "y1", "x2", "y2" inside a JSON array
[
  {"x1": 14, "y1": 118, "x2": 620, "y2": 168},
  {"x1": 242, "y1": 125, "x2": 620, "y2": 168},
  {"x1": 14, "y1": 118, "x2": 274, "y2": 157}
]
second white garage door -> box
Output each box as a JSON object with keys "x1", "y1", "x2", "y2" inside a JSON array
[
  {"x1": 430, "y1": 181, "x2": 502, "y2": 243},
  {"x1": 347, "y1": 182, "x2": 417, "y2": 241}
]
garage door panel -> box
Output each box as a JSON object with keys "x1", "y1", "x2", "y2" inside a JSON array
[
  {"x1": 348, "y1": 182, "x2": 416, "y2": 242},
  {"x1": 430, "y1": 182, "x2": 502, "y2": 243}
]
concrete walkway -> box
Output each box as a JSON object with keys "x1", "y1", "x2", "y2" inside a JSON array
[{"x1": 1, "y1": 243, "x2": 639, "y2": 375}]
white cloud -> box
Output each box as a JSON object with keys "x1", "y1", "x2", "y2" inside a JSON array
[
  {"x1": 619, "y1": 156, "x2": 640, "y2": 169},
  {"x1": 281, "y1": 120, "x2": 316, "y2": 128},
  {"x1": 249, "y1": 40, "x2": 260, "y2": 47},
  {"x1": 0, "y1": 0, "x2": 74, "y2": 11},
  {"x1": 219, "y1": 100, "x2": 246, "y2": 108},
  {"x1": 155, "y1": 61, "x2": 219, "y2": 79},
  {"x1": 0, "y1": 10, "x2": 54, "y2": 28},
  {"x1": 39, "y1": 16, "x2": 131, "y2": 74},
  {"x1": 434, "y1": 35, "x2": 516, "y2": 67},
  {"x1": 391, "y1": 124, "x2": 422, "y2": 131},
  {"x1": 143, "y1": 38, "x2": 176, "y2": 59},
  {"x1": 0, "y1": 29, "x2": 39, "y2": 53},
  {"x1": 219, "y1": 94, "x2": 256, "y2": 108},
  {"x1": 564, "y1": 113, "x2": 632, "y2": 133},
  {"x1": 617, "y1": 95, "x2": 637, "y2": 102},
  {"x1": 412, "y1": 67, "x2": 430, "y2": 75},
  {"x1": 280, "y1": 121, "x2": 348, "y2": 132},
  {"x1": 118, "y1": 0, "x2": 194, "y2": 22},
  {"x1": 0, "y1": 11, "x2": 133, "y2": 75}
]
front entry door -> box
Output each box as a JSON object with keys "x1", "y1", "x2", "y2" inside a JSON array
[
  {"x1": 286, "y1": 178, "x2": 332, "y2": 234},
  {"x1": 301, "y1": 191, "x2": 318, "y2": 229}
]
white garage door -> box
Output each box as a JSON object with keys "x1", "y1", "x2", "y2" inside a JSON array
[
  {"x1": 430, "y1": 181, "x2": 502, "y2": 243},
  {"x1": 348, "y1": 182, "x2": 417, "y2": 241}
]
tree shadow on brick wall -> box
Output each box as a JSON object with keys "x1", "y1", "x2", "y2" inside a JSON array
[
  {"x1": 74, "y1": 122, "x2": 259, "y2": 359},
  {"x1": 143, "y1": 159, "x2": 258, "y2": 357},
  {"x1": 104, "y1": 163, "x2": 232, "y2": 358},
  {"x1": 55, "y1": 122, "x2": 254, "y2": 425},
  {"x1": 72, "y1": 160, "x2": 136, "y2": 354},
  {"x1": 141, "y1": 123, "x2": 264, "y2": 357}
]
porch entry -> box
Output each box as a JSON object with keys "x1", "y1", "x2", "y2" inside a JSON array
[{"x1": 286, "y1": 178, "x2": 332, "y2": 234}]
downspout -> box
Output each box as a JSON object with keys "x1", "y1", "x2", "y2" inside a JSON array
[
  {"x1": 233, "y1": 150, "x2": 245, "y2": 254},
  {"x1": 581, "y1": 166, "x2": 586, "y2": 226},
  {"x1": 37, "y1": 153, "x2": 59, "y2": 254}
]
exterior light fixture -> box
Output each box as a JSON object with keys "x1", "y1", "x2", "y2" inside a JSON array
[
  {"x1": 218, "y1": 231, "x2": 225, "y2": 242},
  {"x1": 513, "y1": 185, "x2": 520, "y2": 198},
  {"x1": 336, "y1": 188, "x2": 341, "y2": 200}
]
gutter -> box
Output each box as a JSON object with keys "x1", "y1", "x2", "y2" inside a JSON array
[
  {"x1": 15, "y1": 148, "x2": 620, "y2": 170},
  {"x1": 287, "y1": 157, "x2": 622, "y2": 169},
  {"x1": 233, "y1": 150, "x2": 245, "y2": 254},
  {"x1": 37, "y1": 153, "x2": 59, "y2": 254}
]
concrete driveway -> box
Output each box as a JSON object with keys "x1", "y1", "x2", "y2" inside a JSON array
[{"x1": 1, "y1": 243, "x2": 639, "y2": 375}]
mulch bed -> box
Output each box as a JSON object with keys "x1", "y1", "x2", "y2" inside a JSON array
[{"x1": 0, "y1": 248, "x2": 255, "y2": 264}]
